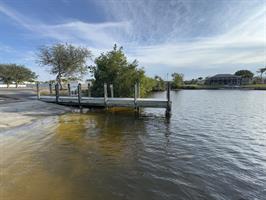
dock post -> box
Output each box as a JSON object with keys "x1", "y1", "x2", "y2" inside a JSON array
[
  {"x1": 49, "y1": 83, "x2": 52, "y2": 95},
  {"x1": 110, "y1": 84, "x2": 114, "y2": 98},
  {"x1": 104, "y1": 83, "x2": 108, "y2": 108},
  {"x1": 87, "y1": 83, "x2": 91, "y2": 97},
  {"x1": 134, "y1": 83, "x2": 140, "y2": 114},
  {"x1": 134, "y1": 83, "x2": 138, "y2": 104},
  {"x1": 166, "y1": 81, "x2": 171, "y2": 117},
  {"x1": 137, "y1": 82, "x2": 141, "y2": 98},
  {"x1": 55, "y1": 83, "x2": 59, "y2": 103},
  {"x1": 36, "y1": 82, "x2": 40, "y2": 100},
  {"x1": 137, "y1": 82, "x2": 141, "y2": 113},
  {"x1": 78, "y1": 83, "x2": 82, "y2": 109},
  {"x1": 67, "y1": 83, "x2": 71, "y2": 96}
]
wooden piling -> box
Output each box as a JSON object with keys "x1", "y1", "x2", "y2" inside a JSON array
[
  {"x1": 55, "y1": 83, "x2": 59, "y2": 103},
  {"x1": 110, "y1": 84, "x2": 114, "y2": 98},
  {"x1": 67, "y1": 83, "x2": 71, "y2": 96},
  {"x1": 49, "y1": 83, "x2": 52, "y2": 95},
  {"x1": 134, "y1": 83, "x2": 140, "y2": 113},
  {"x1": 134, "y1": 83, "x2": 138, "y2": 104},
  {"x1": 77, "y1": 83, "x2": 82, "y2": 108},
  {"x1": 137, "y1": 82, "x2": 140, "y2": 98},
  {"x1": 36, "y1": 82, "x2": 40, "y2": 100},
  {"x1": 104, "y1": 83, "x2": 108, "y2": 107},
  {"x1": 87, "y1": 83, "x2": 91, "y2": 97},
  {"x1": 166, "y1": 81, "x2": 171, "y2": 117}
]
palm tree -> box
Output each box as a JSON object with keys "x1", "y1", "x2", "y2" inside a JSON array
[{"x1": 257, "y1": 67, "x2": 266, "y2": 84}]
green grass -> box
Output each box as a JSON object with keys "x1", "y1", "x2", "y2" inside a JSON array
[
  {"x1": 241, "y1": 84, "x2": 266, "y2": 89},
  {"x1": 179, "y1": 84, "x2": 266, "y2": 90},
  {"x1": 180, "y1": 85, "x2": 222, "y2": 89}
]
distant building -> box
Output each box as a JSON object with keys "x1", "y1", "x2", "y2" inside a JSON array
[
  {"x1": 205, "y1": 74, "x2": 242, "y2": 86},
  {"x1": 241, "y1": 77, "x2": 252, "y2": 85}
]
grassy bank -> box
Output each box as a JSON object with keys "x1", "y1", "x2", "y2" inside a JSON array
[
  {"x1": 179, "y1": 85, "x2": 222, "y2": 90},
  {"x1": 178, "y1": 84, "x2": 266, "y2": 90},
  {"x1": 240, "y1": 84, "x2": 266, "y2": 90}
]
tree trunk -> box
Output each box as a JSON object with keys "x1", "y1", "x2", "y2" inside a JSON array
[
  {"x1": 261, "y1": 73, "x2": 263, "y2": 84},
  {"x1": 16, "y1": 82, "x2": 18, "y2": 88},
  {"x1": 56, "y1": 74, "x2": 63, "y2": 90}
]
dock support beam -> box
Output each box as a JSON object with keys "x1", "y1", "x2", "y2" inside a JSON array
[
  {"x1": 137, "y1": 82, "x2": 140, "y2": 98},
  {"x1": 87, "y1": 83, "x2": 91, "y2": 97},
  {"x1": 134, "y1": 83, "x2": 138, "y2": 104},
  {"x1": 36, "y1": 82, "x2": 40, "y2": 100},
  {"x1": 78, "y1": 83, "x2": 82, "y2": 109},
  {"x1": 49, "y1": 83, "x2": 52, "y2": 95},
  {"x1": 110, "y1": 84, "x2": 114, "y2": 98},
  {"x1": 67, "y1": 83, "x2": 71, "y2": 96},
  {"x1": 104, "y1": 83, "x2": 108, "y2": 108},
  {"x1": 134, "y1": 83, "x2": 140, "y2": 114},
  {"x1": 55, "y1": 83, "x2": 59, "y2": 103},
  {"x1": 166, "y1": 81, "x2": 171, "y2": 117}
]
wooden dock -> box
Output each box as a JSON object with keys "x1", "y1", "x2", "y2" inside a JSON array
[{"x1": 37, "y1": 82, "x2": 172, "y2": 117}]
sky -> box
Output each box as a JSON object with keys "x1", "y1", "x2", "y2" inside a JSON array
[{"x1": 0, "y1": 0, "x2": 265, "y2": 81}]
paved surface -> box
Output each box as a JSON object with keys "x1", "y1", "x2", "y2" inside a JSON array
[
  {"x1": 0, "y1": 88, "x2": 35, "y2": 104},
  {"x1": 0, "y1": 88, "x2": 71, "y2": 130}
]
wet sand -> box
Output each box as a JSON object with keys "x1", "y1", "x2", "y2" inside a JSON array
[{"x1": 0, "y1": 89, "x2": 70, "y2": 130}]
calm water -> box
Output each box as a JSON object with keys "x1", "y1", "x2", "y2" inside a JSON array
[{"x1": 1, "y1": 90, "x2": 266, "y2": 200}]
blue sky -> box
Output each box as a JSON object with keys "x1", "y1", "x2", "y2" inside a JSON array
[{"x1": 0, "y1": 0, "x2": 265, "y2": 81}]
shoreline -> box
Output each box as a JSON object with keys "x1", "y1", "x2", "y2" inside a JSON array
[
  {"x1": 0, "y1": 90, "x2": 71, "y2": 131},
  {"x1": 0, "y1": 100, "x2": 71, "y2": 131},
  {"x1": 176, "y1": 85, "x2": 266, "y2": 90}
]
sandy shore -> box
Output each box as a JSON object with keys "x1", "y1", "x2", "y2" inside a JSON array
[{"x1": 0, "y1": 89, "x2": 71, "y2": 130}]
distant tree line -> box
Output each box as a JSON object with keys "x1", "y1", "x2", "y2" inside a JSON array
[
  {"x1": 5, "y1": 42, "x2": 265, "y2": 93},
  {"x1": 0, "y1": 64, "x2": 37, "y2": 87},
  {"x1": 257, "y1": 67, "x2": 266, "y2": 83},
  {"x1": 232, "y1": 68, "x2": 266, "y2": 84},
  {"x1": 234, "y1": 70, "x2": 254, "y2": 78},
  {"x1": 0, "y1": 43, "x2": 184, "y2": 95},
  {"x1": 184, "y1": 68, "x2": 266, "y2": 86}
]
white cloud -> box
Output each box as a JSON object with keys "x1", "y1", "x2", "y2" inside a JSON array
[
  {"x1": 122, "y1": 3, "x2": 266, "y2": 70},
  {"x1": 0, "y1": 2, "x2": 128, "y2": 49},
  {"x1": 38, "y1": 21, "x2": 129, "y2": 48}
]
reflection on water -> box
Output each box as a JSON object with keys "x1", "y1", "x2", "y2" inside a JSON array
[
  {"x1": 1, "y1": 111, "x2": 150, "y2": 200},
  {"x1": 1, "y1": 90, "x2": 266, "y2": 200}
]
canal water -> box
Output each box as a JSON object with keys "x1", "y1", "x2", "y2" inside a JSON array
[{"x1": 1, "y1": 90, "x2": 266, "y2": 200}]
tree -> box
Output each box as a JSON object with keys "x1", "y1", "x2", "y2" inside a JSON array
[
  {"x1": 10, "y1": 65, "x2": 37, "y2": 87},
  {"x1": 257, "y1": 67, "x2": 266, "y2": 83},
  {"x1": 37, "y1": 43, "x2": 92, "y2": 89},
  {"x1": 0, "y1": 64, "x2": 37, "y2": 87},
  {"x1": 153, "y1": 75, "x2": 165, "y2": 91},
  {"x1": 171, "y1": 73, "x2": 184, "y2": 89},
  {"x1": 90, "y1": 45, "x2": 153, "y2": 97},
  {"x1": 234, "y1": 70, "x2": 254, "y2": 79},
  {"x1": 0, "y1": 64, "x2": 14, "y2": 87},
  {"x1": 91, "y1": 45, "x2": 141, "y2": 97},
  {"x1": 140, "y1": 76, "x2": 157, "y2": 96}
]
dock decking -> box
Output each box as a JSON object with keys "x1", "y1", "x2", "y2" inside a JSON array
[{"x1": 40, "y1": 96, "x2": 169, "y2": 108}]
